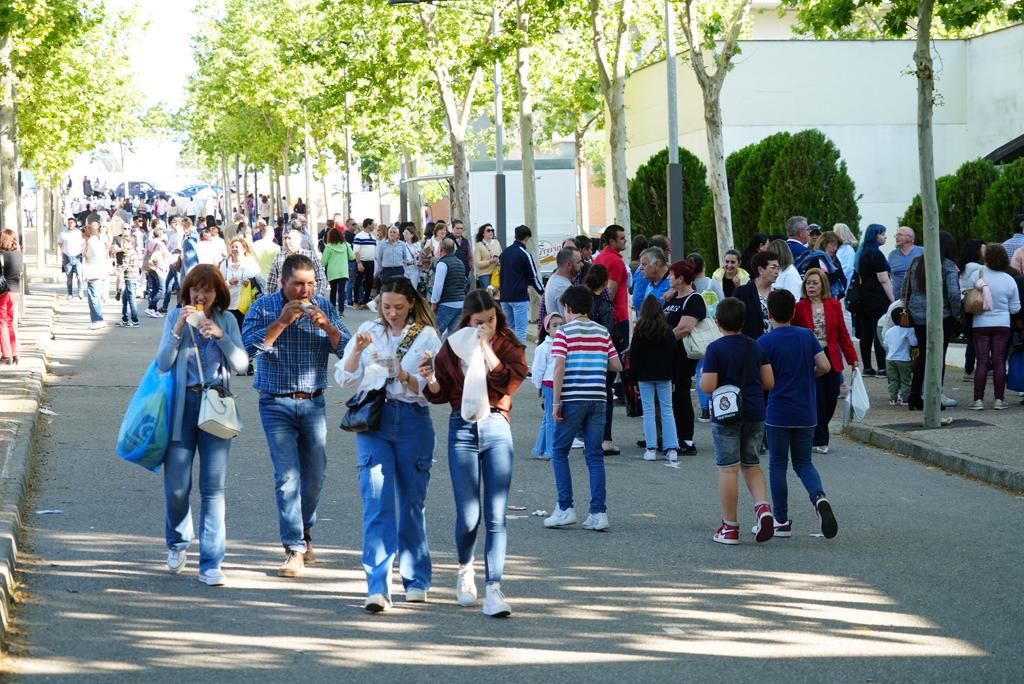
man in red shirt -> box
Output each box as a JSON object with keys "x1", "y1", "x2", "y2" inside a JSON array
[
  {"x1": 591, "y1": 224, "x2": 630, "y2": 455},
  {"x1": 593, "y1": 224, "x2": 630, "y2": 347}
]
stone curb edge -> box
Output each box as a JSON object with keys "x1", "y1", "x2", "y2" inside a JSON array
[
  {"x1": 843, "y1": 422, "x2": 1024, "y2": 495},
  {"x1": 0, "y1": 294, "x2": 58, "y2": 639}
]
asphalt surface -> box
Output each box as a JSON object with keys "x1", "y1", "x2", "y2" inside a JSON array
[{"x1": 4, "y1": 299, "x2": 1023, "y2": 682}]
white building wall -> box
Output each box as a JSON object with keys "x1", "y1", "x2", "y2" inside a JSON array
[{"x1": 617, "y1": 26, "x2": 1024, "y2": 237}]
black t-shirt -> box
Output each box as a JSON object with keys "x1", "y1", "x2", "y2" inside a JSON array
[
  {"x1": 664, "y1": 292, "x2": 707, "y2": 367},
  {"x1": 857, "y1": 249, "x2": 891, "y2": 308},
  {"x1": 722, "y1": 277, "x2": 737, "y2": 297}
]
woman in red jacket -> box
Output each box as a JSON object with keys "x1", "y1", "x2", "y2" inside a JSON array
[
  {"x1": 793, "y1": 268, "x2": 859, "y2": 453},
  {"x1": 421, "y1": 290, "x2": 528, "y2": 617}
]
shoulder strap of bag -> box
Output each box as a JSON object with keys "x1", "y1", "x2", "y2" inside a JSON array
[
  {"x1": 186, "y1": 323, "x2": 207, "y2": 387},
  {"x1": 397, "y1": 322, "x2": 425, "y2": 358}
]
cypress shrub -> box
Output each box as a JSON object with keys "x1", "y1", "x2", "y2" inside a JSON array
[
  {"x1": 692, "y1": 143, "x2": 756, "y2": 269},
  {"x1": 972, "y1": 157, "x2": 1024, "y2": 243},
  {"x1": 898, "y1": 174, "x2": 955, "y2": 241},
  {"x1": 757, "y1": 129, "x2": 861, "y2": 236},
  {"x1": 628, "y1": 147, "x2": 708, "y2": 245},
  {"x1": 732, "y1": 132, "x2": 791, "y2": 238}
]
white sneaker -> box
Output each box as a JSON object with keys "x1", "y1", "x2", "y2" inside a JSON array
[
  {"x1": 197, "y1": 568, "x2": 226, "y2": 586},
  {"x1": 405, "y1": 588, "x2": 428, "y2": 602},
  {"x1": 582, "y1": 512, "x2": 609, "y2": 531},
  {"x1": 543, "y1": 506, "x2": 577, "y2": 528},
  {"x1": 145, "y1": 309, "x2": 158, "y2": 318},
  {"x1": 813, "y1": 446, "x2": 829, "y2": 454},
  {"x1": 665, "y1": 449, "x2": 678, "y2": 462},
  {"x1": 994, "y1": 399, "x2": 1009, "y2": 410},
  {"x1": 643, "y1": 449, "x2": 657, "y2": 461},
  {"x1": 167, "y1": 549, "x2": 187, "y2": 574},
  {"x1": 482, "y1": 582, "x2": 512, "y2": 617},
  {"x1": 88, "y1": 321, "x2": 105, "y2": 329},
  {"x1": 969, "y1": 399, "x2": 984, "y2": 410},
  {"x1": 455, "y1": 564, "x2": 478, "y2": 606},
  {"x1": 571, "y1": 438, "x2": 585, "y2": 449},
  {"x1": 364, "y1": 593, "x2": 391, "y2": 613},
  {"x1": 940, "y1": 395, "x2": 959, "y2": 407}
]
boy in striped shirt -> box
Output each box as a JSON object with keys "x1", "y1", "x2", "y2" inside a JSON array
[{"x1": 545, "y1": 286, "x2": 623, "y2": 531}]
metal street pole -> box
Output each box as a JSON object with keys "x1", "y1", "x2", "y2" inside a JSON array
[
  {"x1": 665, "y1": 0, "x2": 684, "y2": 257},
  {"x1": 494, "y1": 3, "x2": 507, "y2": 246}
]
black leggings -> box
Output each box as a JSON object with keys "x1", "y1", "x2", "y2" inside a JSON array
[
  {"x1": 857, "y1": 306, "x2": 888, "y2": 371},
  {"x1": 329, "y1": 278, "x2": 347, "y2": 314},
  {"x1": 672, "y1": 357, "x2": 697, "y2": 443}
]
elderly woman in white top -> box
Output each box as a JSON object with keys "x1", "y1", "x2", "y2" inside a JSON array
[
  {"x1": 968, "y1": 243, "x2": 1022, "y2": 410},
  {"x1": 337, "y1": 277, "x2": 441, "y2": 613},
  {"x1": 766, "y1": 238, "x2": 802, "y2": 299}
]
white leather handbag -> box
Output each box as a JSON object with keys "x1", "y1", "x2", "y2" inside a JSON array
[{"x1": 188, "y1": 324, "x2": 241, "y2": 439}]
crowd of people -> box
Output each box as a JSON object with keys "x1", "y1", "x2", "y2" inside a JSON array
[{"x1": 78, "y1": 202, "x2": 1024, "y2": 616}]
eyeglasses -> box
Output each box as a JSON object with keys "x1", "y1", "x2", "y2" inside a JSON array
[{"x1": 485, "y1": 229, "x2": 494, "y2": 233}]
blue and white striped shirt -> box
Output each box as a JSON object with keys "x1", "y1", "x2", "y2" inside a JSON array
[{"x1": 241, "y1": 291, "x2": 351, "y2": 394}]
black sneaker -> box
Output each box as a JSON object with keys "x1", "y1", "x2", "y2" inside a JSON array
[
  {"x1": 679, "y1": 444, "x2": 698, "y2": 456},
  {"x1": 814, "y1": 497, "x2": 838, "y2": 539},
  {"x1": 875, "y1": 368, "x2": 887, "y2": 377},
  {"x1": 698, "y1": 408, "x2": 711, "y2": 423},
  {"x1": 862, "y1": 368, "x2": 877, "y2": 377}
]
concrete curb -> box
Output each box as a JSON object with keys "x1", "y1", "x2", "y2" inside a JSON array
[
  {"x1": 843, "y1": 422, "x2": 1024, "y2": 494},
  {"x1": 0, "y1": 292, "x2": 58, "y2": 638}
]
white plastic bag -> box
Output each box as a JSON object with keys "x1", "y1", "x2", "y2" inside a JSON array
[
  {"x1": 850, "y1": 367, "x2": 870, "y2": 420},
  {"x1": 447, "y1": 326, "x2": 490, "y2": 423}
]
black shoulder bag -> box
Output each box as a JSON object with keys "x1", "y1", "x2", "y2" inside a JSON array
[{"x1": 340, "y1": 323, "x2": 424, "y2": 433}]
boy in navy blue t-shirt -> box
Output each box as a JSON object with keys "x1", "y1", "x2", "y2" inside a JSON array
[
  {"x1": 758, "y1": 290, "x2": 838, "y2": 539},
  {"x1": 701, "y1": 298, "x2": 776, "y2": 545}
]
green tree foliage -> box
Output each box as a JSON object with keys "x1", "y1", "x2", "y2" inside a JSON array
[
  {"x1": 731, "y1": 132, "x2": 790, "y2": 237},
  {"x1": 945, "y1": 158, "x2": 1000, "y2": 247},
  {"x1": 628, "y1": 147, "x2": 708, "y2": 247},
  {"x1": 972, "y1": 158, "x2": 1024, "y2": 243},
  {"x1": 758, "y1": 129, "x2": 860, "y2": 236},
  {"x1": 898, "y1": 174, "x2": 954, "y2": 236}
]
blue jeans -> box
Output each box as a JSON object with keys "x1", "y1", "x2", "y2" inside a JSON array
[
  {"x1": 162, "y1": 267, "x2": 180, "y2": 311},
  {"x1": 346, "y1": 261, "x2": 356, "y2": 305},
  {"x1": 448, "y1": 412, "x2": 513, "y2": 583},
  {"x1": 532, "y1": 385, "x2": 555, "y2": 457},
  {"x1": 639, "y1": 380, "x2": 679, "y2": 450},
  {"x1": 121, "y1": 278, "x2": 139, "y2": 323},
  {"x1": 165, "y1": 391, "x2": 231, "y2": 572},
  {"x1": 695, "y1": 357, "x2": 710, "y2": 412},
  {"x1": 85, "y1": 280, "x2": 104, "y2": 323},
  {"x1": 64, "y1": 254, "x2": 82, "y2": 297},
  {"x1": 147, "y1": 271, "x2": 165, "y2": 312},
  {"x1": 766, "y1": 425, "x2": 825, "y2": 524},
  {"x1": 258, "y1": 394, "x2": 328, "y2": 551},
  {"x1": 356, "y1": 401, "x2": 434, "y2": 598},
  {"x1": 501, "y1": 300, "x2": 531, "y2": 343},
  {"x1": 478, "y1": 274, "x2": 492, "y2": 289},
  {"x1": 435, "y1": 304, "x2": 462, "y2": 335},
  {"x1": 551, "y1": 400, "x2": 607, "y2": 514}
]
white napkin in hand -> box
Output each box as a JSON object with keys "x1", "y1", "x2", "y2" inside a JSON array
[{"x1": 447, "y1": 327, "x2": 490, "y2": 423}]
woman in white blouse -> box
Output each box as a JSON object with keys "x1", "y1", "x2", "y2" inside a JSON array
[
  {"x1": 338, "y1": 277, "x2": 441, "y2": 613},
  {"x1": 767, "y1": 238, "x2": 803, "y2": 299}
]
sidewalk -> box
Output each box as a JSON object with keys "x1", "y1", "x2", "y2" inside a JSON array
[
  {"x1": 0, "y1": 267, "x2": 62, "y2": 634},
  {"x1": 840, "y1": 348, "x2": 1024, "y2": 493}
]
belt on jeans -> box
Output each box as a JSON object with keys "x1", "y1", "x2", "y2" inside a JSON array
[
  {"x1": 265, "y1": 389, "x2": 324, "y2": 400},
  {"x1": 186, "y1": 385, "x2": 204, "y2": 393}
]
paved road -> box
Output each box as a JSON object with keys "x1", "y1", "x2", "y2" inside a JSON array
[{"x1": 5, "y1": 299, "x2": 1023, "y2": 682}]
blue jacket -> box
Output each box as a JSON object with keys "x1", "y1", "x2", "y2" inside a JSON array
[{"x1": 499, "y1": 241, "x2": 543, "y2": 303}]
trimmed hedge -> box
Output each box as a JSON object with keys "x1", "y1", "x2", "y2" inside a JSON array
[
  {"x1": 899, "y1": 159, "x2": 999, "y2": 248},
  {"x1": 628, "y1": 147, "x2": 708, "y2": 244},
  {"x1": 758, "y1": 129, "x2": 861, "y2": 236},
  {"x1": 971, "y1": 157, "x2": 1024, "y2": 243},
  {"x1": 733, "y1": 132, "x2": 790, "y2": 239}
]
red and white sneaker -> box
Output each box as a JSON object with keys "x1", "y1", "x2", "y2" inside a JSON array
[
  {"x1": 713, "y1": 522, "x2": 740, "y2": 545},
  {"x1": 753, "y1": 503, "x2": 774, "y2": 543},
  {"x1": 773, "y1": 520, "x2": 792, "y2": 538}
]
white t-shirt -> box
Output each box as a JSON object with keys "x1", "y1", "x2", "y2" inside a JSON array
[{"x1": 59, "y1": 229, "x2": 84, "y2": 257}]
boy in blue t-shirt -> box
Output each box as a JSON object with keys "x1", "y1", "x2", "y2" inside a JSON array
[
  {"x1": 701, "y1": 298, "x2": 776, "y2": 545},
  {"x1": 758, "y1": 289, "x2": 838, "y2": 539}
]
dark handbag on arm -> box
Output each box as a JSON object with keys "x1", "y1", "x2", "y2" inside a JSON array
[{"x1": 340, "y1": 323, "x2": 425, "y2": 433}]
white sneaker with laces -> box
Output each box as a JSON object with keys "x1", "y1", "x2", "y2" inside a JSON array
[
  {"x1": 167, "y1": 549, "x2": 187, "y2": 574},
  {"x1": 969, "y1": 399, "x2": 984, "y2": 410},
  {"x1": 543, "y1": 506, "x2": 576, "y2": 528},
  {"x1": 643, "y1": 449, "x2": 657, "y2": 461},
  {"x1": 571, "y1": 438, "x2": 585, "y2": 449},
  {"x1": 666, "y1": 450, "x2": 678, "y2": 462},
  {"x1": 456, "y1": 563, "x2": 478, "y2": 606},
  {"x1": 940, "y1": 395, "x2": 958, "y2": 407},
  {"x1": 197, "y1": 568, "x2": 226, "y2": 586},
  {"x1": 994, "y1": 399, "x2": 1009, "y2": 410},
  {"x1": 582, "y1": 512, "x2": 609, "y2": 531},
  {"x1": 405, "y1": 588, "x2": 428, "y2": 602},
  {"x1": 364, "y1": 593, "x2": 391, "y2": 613},
  {"x1": 482, "y1": 583, "x2": 512, "y2": 617}
]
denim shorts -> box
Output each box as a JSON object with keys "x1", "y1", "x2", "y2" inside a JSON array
[{"x1": 711, "y1": 420, "x2": 764, "y2": 467}]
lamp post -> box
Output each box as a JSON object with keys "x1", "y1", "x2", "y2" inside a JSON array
[
  {"x1": 665, "y1": 0, "x2": 684, "y2": 256},
  {"x1": 389, "y1": 0, "x2": 506, "y2": 244}
]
